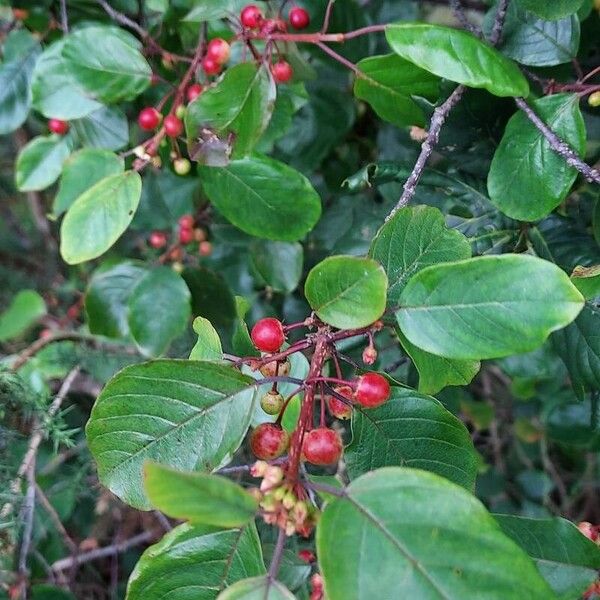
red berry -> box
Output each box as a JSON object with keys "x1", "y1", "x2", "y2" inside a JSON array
[
  {"x1": 48, "y1": 118, "x2": 69, "y2": 135},
  {"x1": 202, "y1": 56, "x2": 222, "y2": 76},
  {"x1": 298, "y1": 549, "x2": 316, "y2": 564},
  {"x1": 149, "y1": 231, "x2": 167, "y2": 249},
  {"x1": 260, "y1": 18, "x2": 287, "y2": 35},
  {"x1": 354, "y1": 372, "x2": 390, "y2": 408},
  {"x1": 578, "y1": 521, "x2": 599, "y2": 542},
  {"x1": 198, "y1": 241, "x2": 212, "y2": 256},
  {"x1": 289, "y1": 7, "x2": 310, "y2": 30},
  {"x1": 164, "y1": 114, "x2": 184, "y2": 138},
  {"x1": 251, "y1": 317, "x2": 286, "y2": 353},
  {"x1": 241, "y1": 5, "x2": 263, "y2": 28},
  {"x1": 327, "y1": 386, "x2": 353, "y2": 420},
  {"x1": 179, "y1": 226, "x2": 194, "y2": 245},
  {"x1": 271, "y1": 60, "x2": 293, "y2": 84},
  {"x1": 206, "y1": 38, "x2": 231, "y2": 65},
  {"x1": 179, "y1": 214, "x2": 195, "y2": 229},
  {"x1": 186, "y1": 83, "x2": 203, "y2": 102},
  {"x1": 138, "y1": 107, "x2": 162, "y2": 130},
  {"x1": 302, "y1": 427, "x2": 343, "y2": 466},
  {"x1": 250, "y1": 423, "x2": 289, "y2": 460}
]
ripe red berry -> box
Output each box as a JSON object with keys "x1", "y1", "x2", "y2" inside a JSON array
[
  {"x1": 251, "y1": 317, "x2": 286, "y2": 353},
  {"x1": 250, "y1": 423, "x2": 289, "y2": 460},
  {"x1": 327, "y1": 386, "x2": 353, "y2": 420},
  {"x1": 186, "y1": 83, "x2": 203, "y2": 102},
  {"x1": 241, "y1": 5, "x2": 263, "y2": 28},
  {"x1": 206, "y1": 38, "x2": 231, "y2": 65},
  {"x1": 138, "y1": 107, "x2": 162, "y2": 130},
  {"x1": 271, "y1": 60, "x2": 293, "y2": 84},
  {"x1": 289, "y1": 7, "x2": 310, "y2": 30},
  {"x1": 48, "y1": 118, "x2": 69, "y2": 135},
  {"x1": 198, "y1": 241, "x2": 212, "y2": 256},
  {"x1": 149, "y1": 231, "x2": 167, "y2": 249},
  {"x1": 202, "y1": 56, "x2": 222, "y2": 76},
  {"x1": 302, "y1": 427, "x2": 343, "y2": 466},
  {"x1": 164, "y1": 115, "x2": 184, "y2": 138},
  {"x1": 179, "y1": 214, "x2": 195, "y2": 229},
  {"x1": 298, "y1": 549, "x2": 316, "y2": 564},
  {"x1": 179, "y1": 226, "x2": 194, "y2": 245},
  {"x1": 354, "y1": 372, "x2": 390, "y2": 408}
]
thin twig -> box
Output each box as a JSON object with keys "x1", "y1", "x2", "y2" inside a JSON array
[
  {"x1": 35, "y1": 484, "x2": 78, "y2": 553},
  {"x1": 59, "y1": 0, "x2": 68, "y2": 32},
  {"x1": 515, "y1": 97, "x2": 600, "y2": 184},
  {"x1": 51, "y1": 530, "x2": 160, "y2": 572},
  {"x1": 316, "y1": 41, "x2": 360, "y2": 74},
  {"x1": 449, "y1": 0, "x2": 480, "y2": 35},
  {"x1": 488, "y1": 0, "x2": 509, "y2": 46},
  {"x1": 17, "y1": 455, "x2": 36, "y2": 588},
  {"x1": 267, "y1": 528, "x2": 286, "y2": 581},
  {"x1": 321, "y1": 0, "x2": 336, "y2": 33}
]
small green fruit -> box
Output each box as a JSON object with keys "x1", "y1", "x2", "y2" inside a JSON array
[
  {"x1": 174, "y1": 158, "x2": 191, "y2": 175},
  {"x1": 260, "y1": 391, "x2": 284, "y2": 415},
  {"x1": 588, "y1": 91, "x2": 600, "y2": 108}
]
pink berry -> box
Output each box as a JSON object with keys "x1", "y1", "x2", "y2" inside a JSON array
[
  {"x1": 48, "y1": 118, "x2": 69, "y2": 135},
  {"x1": 289, "y1": 7, "x2": 310, "y2": 30},
  {"x1": 206, "y1": 38, "x2": 231, "y2": 65},
  {"x1": 186, "y1": 83, "x2": 203, "y2": 102},
  {"x1": 251, "y1": 318, "x2": 286, "y2": 353},
  {"x1": 241, "y1": 5, "x2": 263, "y2": 29},
  {"x1": 271, "y1": 60, "x2": 293, "y2": 83},
  {"x1": 164, "y1": 114, "x2": 183, "y2": 138},
  {"x1": 149, "y1": 231, "x2": 167, "y2": 249},
  {"x1": 138, "y1": 107, "x2": 162, "y2": 130},
  {"x1": 354, "y1": 372, "x2": 390, "y2": 408},
  {"x1": 202, "y1": 56, "x2": 222, "y2": 76},
  {"x1": 303, "y1": 428, "x2": 343, "y2": 465}
]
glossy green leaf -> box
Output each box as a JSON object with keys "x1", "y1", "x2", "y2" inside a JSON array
[
  {"x1": 85, "y1": 261, "x2": 148, "y2": 339},
  {"x1": 31, "y1": 38, "x2": 102, "y2": 119},
  {"x1": 570, "y1": 265, "x2": 600, "y2": 299},
  {"x1": 397, "y1": 255, "x2": 584, "y2": 360},
  {"x1": 128, "y1": 268, "x2": 191, "y2": 357},
  {"x1": 551, "y1": 303, "x2": 600, "y2": 395},
  {"x1": 15, "y1": 135, "x2": 72, "y2": 192},
  {"x1": 488, "y1": 94, "x2": 586, "y2": 221},
  {"x1": 317, "y1": 468, "x2": 554, "y2": 600},
  {"x1": 186, "y1": 63, "x2": 276, "y2": 159},
  {"x1": 516, "y1": 0, "x2": 585, "y2": 20},
  {"x1": 62, "y1": 26, "x2": 151, "y2": 103},
  {"x1": 495, "y1": 515, "x2": 600, "y2": 599},
  {"x1": 0, "y1": 290, "x2": 46, "y2": 342},
  {"x1": 250, "y1": 241, "x2": 303, "y2": 293},
  {"x1": 183, "y1": 267, "x2": 237, "y2": 328},
  {"x1": 345, "y1": 388, "x2": 479, "y2": 489},
  {"x1": 70, "y1": 106, "x2": 129, "y2": 150},
  {"x1": 304, "y1": 256, "x2": 388, "y2": 329},
  {"x1": 0, "y1": 30, "x2": 40, "y2": 134},
  {"x1": 397, "y1": 329, "x2": 480, "y2": 395},
  {"x1": 218, "y1": 577, "x2": 295, "y2": 600},
  {"x1": 86, "y1": 360, "x2": 257, "y2": 509},
  {"x1": 199, "y1": 155, "x2": 321, "y2": 242},
  {"x1": 144, "y1": 463, "x2": 258, "y2": 527},
  {"x1": 60, "y1": 171, "x2": 142, "y2": 265},
  {"x1": 369, "y1": 205, "x2": 471, "y2": 306},
  {"x1": 190, "y1": 317, "x2": 223, "y2": 360},
  {"x1": 126, "y1": 522, "x2": 266, "y2": 600},
  {"x1": 354, "y1": 54, "x2": 439, "y2": 128},
  {"x1": 54, "y1": 149, "x2": 124, "y2": 217},
  {"x1": 385, "y1": 23, "x2": 529, "y2": 97},
  {"x1": 493, "y1": 4, "x2": 580, "y2": 66}
]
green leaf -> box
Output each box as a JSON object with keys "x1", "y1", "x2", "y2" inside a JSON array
[
  {"x1": 551, "y1": 303, "x2": 600, "y2": 395},
  {"x1": 218, "y1": 577, "x2": 295, "y2": 600},
  {"x1": 345, "y1": 388, "x2": 479, "y2": 489},
  {"x1": 144, "y1": 463, "x2": 258, "y2": 527},
  {"x1": 397, "y1": 255, "x2": 584, "y2": 360},
  {"x1": 15, "y1": 135, "x2": 72, "y2": 192},
  {"x1": 317, "y1": 468, "x2": 554, "y2": 599},
  {"x1": 369, "y1": 205, "x2": 471, "y2": 306},
  {"x1": 126, "y1": 522, "x2": 266, "y2": 600},
  {"x1": 354, "y1": 54, "x2": 439, "y2": 128},
  {"x1": 199, "y1": 155, "x2": 321, "y2": 242},
  {"x1": 304, "y1": 256, "x2": 388, "y2": 329},
  {"x1": 495, "y1": 515, "x2": 600, "y2": 599},
  {"x1": 86, "y1": 360, "x2": 257, "y2": 509},
  {"x1": 183, "y1": 0, "x2": 260, "y2": 22},
  {"x1": 54, "y1": 149, "x2": 124, "y2": 217},
  {"x1": 62, "y1": 26, "x2": 151, "y2": 103},
  {"x1": 250, "y1": 241, "x2": 303, "y2": 293},
  {"x1": 183, "y1": 267, "x2": 237, "y2": 328},
  {"x1": 128, "y1": 268, "x2": 191, "y2": 357},
  {"x1": 0, "y1": 30, "x2": 40, "y2": 134},
  {"x1": 70, "y1": 106, "x2": 129, "y2": 151},
  {"x1": 0, "y1": 290, "x2": 46, "y2": 342},
  {"x1": 31, "y1": 585, "x2": 76, "y2": 600},
  {"x1": 570, "y1": 265, "x2": 600, "y2": 299},
  {"x1": 397, "y1": 329, "x2": 480, "y2": 395},
  {"x1": 488, "y1": 94, "x2": 586, "y2": 221},
  {"x1": 492, "y1": 4, "x2": 580, "y2": 67},
  {"x1": 190, "y1": 317, "x2": 223, "y2": 360},
  {"x1": 385, "y1": 23, "x2": 529, "y2": 97},
  {"x1": 85, "y1": 261, "x2": 148, "y2": 339},
  {"x1": 516, "y1": 0, "x2": 585, "y2": 20},
  {"x1": 185, "y1": 63, "x2": 276, "y2": 159},
  {"x1": 60, "y1": 171, "x2": 142, "y2": 265},
  {"x1": 31, "y1": 38, "x2": 102, "y2": 120}
]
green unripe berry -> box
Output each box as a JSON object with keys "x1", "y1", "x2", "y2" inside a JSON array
[
  {"x1": 260, "y1": 391, "x2": 284, "y2": 415},
  {"x1": 589, "y1": 91, "x2": 600, "y2": 108},
  {"x1": 175, "y1": 104, "x2": 186, "y2": 119},
  {"x1": 174, "y1": 158, "x2": 191, "y2": 175}
]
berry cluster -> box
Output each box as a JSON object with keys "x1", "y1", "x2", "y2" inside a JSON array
[{"x1": 147, "y1": 214, "x2": 212, "y2": 264}]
